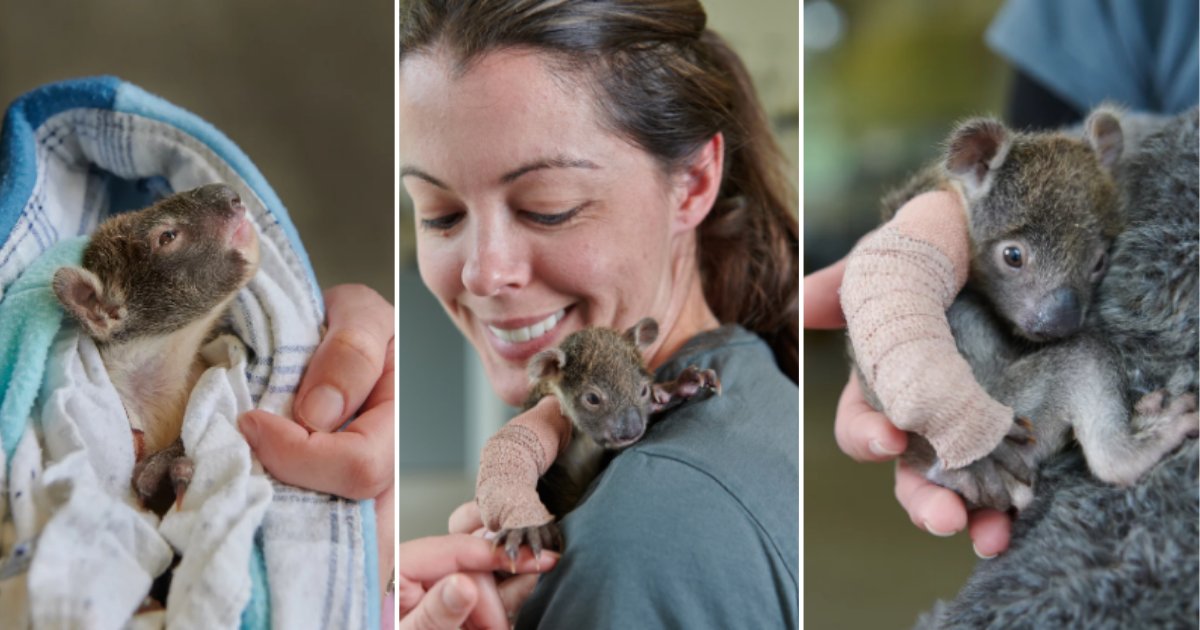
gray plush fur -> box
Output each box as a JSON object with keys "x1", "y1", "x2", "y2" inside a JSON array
[{"x1": 916, "y1": 108, "x2": 1198, "y2": 628}]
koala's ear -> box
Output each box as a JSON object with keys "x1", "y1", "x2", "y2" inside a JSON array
[
  {"x1": 52, "y1": 266, "x2": 126, "y2": 341},
  {"x1": 1084, "y1": 106, "x2": 1123, "y2": 173},
  {"x1": 527, "y1": 347, "x2": 566, "y2": 383},
  {"x1": 623, "y1": 317, "x2": 659, "y2": 352},
  {"x1": 945, "y1": 118, "x2": 1012, "y2": 200}
]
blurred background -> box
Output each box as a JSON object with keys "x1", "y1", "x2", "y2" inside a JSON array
[
  {"x1": 803, "y1": 0, "x2": 1009, "y2": 627},
  {"x1": 397, "y1": 0, "x2": 799, "y2": 549},
  {"x1": 0, "y1": 1, "x2": 394, "y2": 301}
]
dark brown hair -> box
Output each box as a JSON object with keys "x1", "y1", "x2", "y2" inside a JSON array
[{"x1": 401, "y1": 0, "x2": 798, "y2": 382}]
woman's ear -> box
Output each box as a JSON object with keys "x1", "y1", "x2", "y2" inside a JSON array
[{"x1": 671, "y1": 132, "x2": 724, "y2": 233}]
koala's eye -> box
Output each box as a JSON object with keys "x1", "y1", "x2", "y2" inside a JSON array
[
  {"x1": 1092, "y1": 252, "x2": 1107, "y2": 274},
  {"x1": 1002, "y1": 245, "x2": 1023, "y2": 268},
  {"x1": 640, "y1": 384, "x2": 650, "y2": 399},
  {"x1": 584, "y1": 392, "x2": 601, "y2": 407},
  {"x1": 158, "y1": 230, "x2": 177, "y2": 248}
]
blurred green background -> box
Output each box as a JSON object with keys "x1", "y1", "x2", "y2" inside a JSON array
[
  {"x1": 803, "y1": 0, "x2": 1008, "y2": 627},
  {"x1": 0, "y1": 1, "x2": 394, "y2": 301}
]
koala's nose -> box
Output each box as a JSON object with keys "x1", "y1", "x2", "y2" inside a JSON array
[
  {"x1": 610, "y1": 408, "x2": 646, "y2": 444},
  {"x1": 194, "y1": 183, "x2": 243, "y2": 214},
  {"x1": 1027, "y1": 288, "x2": 1082, "y2": 340}
]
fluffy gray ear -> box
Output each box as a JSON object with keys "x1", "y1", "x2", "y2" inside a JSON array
[
  {"x1": 945, "y1": 118, "x2": 1012, "y2": 199},
  {"x1": 527, "y1": 347, "x2": 567, "y2": 383},
  {"x1": 622, "y1": 317, "x2": 659, "y2": 352},
  {"x1": 52, "y1": 266, "x2": 125, "y2": 341},
  {"x1": 1084, "y1": 106, "x2": 1123, "y2": 172}
]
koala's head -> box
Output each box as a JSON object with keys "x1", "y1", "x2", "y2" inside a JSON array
[
  {"x1": 944, "y1": 108, "x2": 1125, "y2": 342},
  {"x1": 527, "y1": 317, "x2": 658, "y2": 450},
  {"x1": 53, "y1": 183, "x2": 261, "y2": 344}
]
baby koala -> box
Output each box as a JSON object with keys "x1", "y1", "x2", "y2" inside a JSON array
[
  {"x1": 483, "y1": 317, "x2": 720, "y2": 562},
  {"x1": 862, "y1": 108, "x2": 1196, "y2": 511},
  {"x1": 52, "y1": 183, "x2": 260, "y2": 514}
]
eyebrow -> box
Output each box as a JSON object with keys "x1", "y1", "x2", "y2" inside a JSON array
[
  {"x1": 498, "y1": 156, "x2": 600, "y2": 185},
  {"x1": 399, "y1": 155, "x2": 600, "y2": 190}
]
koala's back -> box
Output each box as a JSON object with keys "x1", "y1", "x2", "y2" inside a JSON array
[{"x1": 1096, "y1": 108, "x2": 1199, "y2": 396}]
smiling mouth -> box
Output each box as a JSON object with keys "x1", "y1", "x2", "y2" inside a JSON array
[{"x1": 487, "y1": 308, "x2": 566, "y2": 344}]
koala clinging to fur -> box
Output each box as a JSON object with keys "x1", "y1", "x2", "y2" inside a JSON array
[
  {"x1": 852, "y1": 107, "x2": 1197, "y2": 512},
  {"x1": 52, "y1": 183, "x2": 261, "y2": 514},
  {"x1": 478, "y1": 317, "x2": 720, "y2": 562}
]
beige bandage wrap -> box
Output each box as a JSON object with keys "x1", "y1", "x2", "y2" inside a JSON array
[
  {"x1": 841, "y1": 190, "x2": 1013, "y2": 469},
  {"x1": 475, "y1": 395, "x2": 571, "y2": 532}
]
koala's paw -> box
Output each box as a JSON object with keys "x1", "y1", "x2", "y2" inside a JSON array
[
  {"x1": 494, "y1": 521, "x2": 563, "y2": 570},
  {"x1": 132, "y1": 441, "x2": 191, "y2": 514},
  {"x1": 926, "y1": 440, "x2": 1038, "y2": 513},
  {"x1": 1133, "y1": 389, "x2": 1199, "y2": 440},
  {"x1": 676, "y1": 365, "x2": 722, "y2": 398}
]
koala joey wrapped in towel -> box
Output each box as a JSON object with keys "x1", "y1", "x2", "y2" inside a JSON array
[
  {"x1": 476, "y1": 317, "x2": 720, "y2": 564},
  {"x1": 844, "y1": 106, "x2": 1198, "y2": 512},
  {"x1": 52, "y1": 183, "x2": 261, "y2": 515}
]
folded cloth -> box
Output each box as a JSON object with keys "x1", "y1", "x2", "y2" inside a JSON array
[{"x1": 0, "y1": 77, "x2": 379, "y2": 630}]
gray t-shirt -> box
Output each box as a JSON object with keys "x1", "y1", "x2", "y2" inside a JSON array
[{"x1": 516, "y1": 325, "x2": 799, "y2": 629}]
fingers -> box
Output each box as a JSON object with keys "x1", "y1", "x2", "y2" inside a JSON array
[
  {"x1": 448, "y1": 502, "x2": 484, "y2": 536},
  {"x1": 239, "y1": 393, "x2": 394, "y2": 499},
  {"x1": 463, "y1": 572, "x2": 510, "y2": 630},
  {"x1": 399, "y1": 534, "x2": 556, "y2": 585},
  {"x1": 967, "y1": 509, "x2": 1012, "y2": 558},
  {"x1": 497, "y1": 574, "x2": 541, "y2": 620},
  {"x1": 834, "y1": 372, "x2": 907, "y2": 462},
  {"x1": 296, "y1": 284, "x2": 395, "y2": 432},
  {"x1": 803, "y1": 257, "x2": 848, "y2": 329},
  {"x1": 398, "y1": 574, "x2": 477, "y2": 630},
  {"x1": 895, "y1": 460, "x2": 967, "y2": 536}
]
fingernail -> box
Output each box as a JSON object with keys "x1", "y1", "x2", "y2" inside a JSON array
[
  {"x1": 442, "y1": 575, "x2": 469, "y2": 613},
  {"x1": 869, "y1": 439, "x2": 902, "y2": 457},
  {"x1": 923, "y1": 520, "x2": 957, "y2": 537},
  {"x1": 238, "y1": 414, "x2": 259, "y2": 448},
  {"x1": 973, "y1": 544, "x2": 998, "y2": 560},
  {"x1": 301, "y1": 385, "x2": 345, "y2": 429}
]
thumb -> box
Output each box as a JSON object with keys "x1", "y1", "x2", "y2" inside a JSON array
[{"x1": 401, "y1": 574, "x2": 478, "y2": 630}]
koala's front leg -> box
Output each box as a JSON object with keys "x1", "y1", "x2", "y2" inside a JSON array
[
  {"x1": 476, "y1": 409, "x2": 565, "y2": 567},
  {"x1": 650, "y1": 365, "x2": 721, "y2": 414}
]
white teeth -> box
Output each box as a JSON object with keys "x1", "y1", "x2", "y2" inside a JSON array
[{"x1": 488, "y1": 309, "x2": 564, "y2": 344}]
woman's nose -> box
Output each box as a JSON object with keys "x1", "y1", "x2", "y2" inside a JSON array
[{"x1": 461, "y1": 220, "x2": 529, "y2": 296}]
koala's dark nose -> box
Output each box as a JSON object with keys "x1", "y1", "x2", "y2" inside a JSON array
[
  {"x1": 193, "y1": 183, "x2": 243, "y2": 214},
  {"x1": 609, "y1": 408, "x2": 646, "y2": 444},
  {"x1": 1027, "y1": 288, "x2": 1082, "y2": 340}
]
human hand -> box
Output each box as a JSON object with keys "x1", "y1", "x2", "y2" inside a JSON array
[
  {"x1": 237, "y1": 284, "x2": 396, "y2": 582},
  {"x1": 397, "y1": 531, "x2": 556, "y2": 630},
  {"x1": 805, "y1": 259, "x2": 1012, "y2": 557},
  {"x1": 397, "y1": 502, "x2": 557, "y2": 630}
]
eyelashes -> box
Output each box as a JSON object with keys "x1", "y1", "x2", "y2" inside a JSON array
[{"x1": 418, "y1": 202, "x2": 590, "y2": 232}]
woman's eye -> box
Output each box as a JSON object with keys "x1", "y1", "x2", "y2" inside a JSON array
[
  {"x1": 158, "y1": 231, "x2": 177, "y2": 248},
  {"x1": 521, "y1": 203, "x2": 586, "y2": 226},
  {"x1": 419, "y1": 213, "x2": 464, "y2": 231}
]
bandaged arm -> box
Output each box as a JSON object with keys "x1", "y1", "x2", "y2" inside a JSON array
[
  {"x1": 840, "y1": 190, "x2": 1013, "y2": 469},
  {"x1": 475, "y1": 395, "x2": 570, "y2": 532}
]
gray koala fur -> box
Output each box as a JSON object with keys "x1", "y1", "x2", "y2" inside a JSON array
[{"x1": 916, "y1": 108, "x2": 1199, "y2": 628}]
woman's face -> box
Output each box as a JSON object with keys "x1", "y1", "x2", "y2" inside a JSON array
[{"x1": 400, "y1": 49, "x2": 695, "y2": 406}]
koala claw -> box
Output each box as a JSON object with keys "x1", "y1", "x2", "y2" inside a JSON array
[
  {"x1": 494, "y1": 521, "x2": 563, "y2": 571},
  {"x1": 1004, "y1": 416, "x2": 1036, "y2": 445}
]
